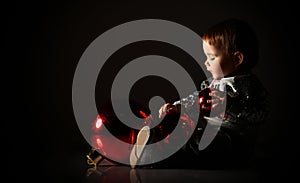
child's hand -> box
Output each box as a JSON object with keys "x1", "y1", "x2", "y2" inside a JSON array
[
  {"x1": 207, "y1": 90, "x2": 226, "y2": 109},
  {"x1": 158, "y1": 103, "x2": 179, "y2": 118}
]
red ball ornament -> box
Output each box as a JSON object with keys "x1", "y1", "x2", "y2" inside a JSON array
[{"x1": 198, "y1": 88, "x2": 213, "y2": 117}]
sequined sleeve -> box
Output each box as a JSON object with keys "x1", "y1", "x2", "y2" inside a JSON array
[
  {"x1": 221, "y1": 74, "x2": 270, "y2": 136},
  {"x1": 172, "y1": 79, "x2": 211, "y2": 109}
]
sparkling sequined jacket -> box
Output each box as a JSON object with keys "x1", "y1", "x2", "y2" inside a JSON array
[{"x1": 175, "y1": 72, "x2": 270, "y2": 163}]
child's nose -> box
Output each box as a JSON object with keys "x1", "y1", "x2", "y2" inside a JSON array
[{"x1": 204, "y1": 60, "x2": 209, "y2": 67}]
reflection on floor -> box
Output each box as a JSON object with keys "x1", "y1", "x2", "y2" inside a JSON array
[
  {"x1": 85, "y1": 165, "x2": 261, "y2": 183},
  {"x1": 85, "y1": 161, "x2": 260, "y2": 183}
]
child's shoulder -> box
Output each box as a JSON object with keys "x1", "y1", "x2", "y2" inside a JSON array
[
  {"x1": 234, "y1": 73, "x2": 268, "y2": 96},
  {"x1": 234, "y1": 73, "x2": 262, "y2": 86}
]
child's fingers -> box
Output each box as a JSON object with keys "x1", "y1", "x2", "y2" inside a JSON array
[
  {"x1": 159, "y1": 109, "x2": 166, "y2": 118},
  {"x1": 159, "y1": 103, "x2": 170, "y2": 118},
  {"x1": 207, "y1": 99, "x2": 220, "y2": 104},
  {"x1": 210, "y1": 90, "x2": 225, "y2": 98},
  {"x1": 159, "y1": 103, "x2": 176, "y2": 118}
]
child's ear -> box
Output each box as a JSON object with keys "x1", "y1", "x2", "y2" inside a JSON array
[{"x1": 233, "y1": 51, "x2": 244, "y2": 67}]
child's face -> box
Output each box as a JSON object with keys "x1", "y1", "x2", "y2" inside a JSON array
[{"x1": 202, "y1": 40, "x2": 237, "y2": 79}]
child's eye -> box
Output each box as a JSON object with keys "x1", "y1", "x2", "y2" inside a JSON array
[{"x1": 205, "y1": 54, "x2": 216, "y2": 61}]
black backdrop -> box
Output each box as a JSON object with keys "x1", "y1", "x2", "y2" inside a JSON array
[{"x1": 6, "y1": 0, "x2": 295, "y2": 182}]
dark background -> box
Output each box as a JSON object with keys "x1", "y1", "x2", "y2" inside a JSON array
[{"x1": 6, "y1": 0, "x2": 295, "y2": 182}]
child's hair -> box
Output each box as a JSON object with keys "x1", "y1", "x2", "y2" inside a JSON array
[{"x1": 202, "y1": 18, "x2": 259, "y2": 70}]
